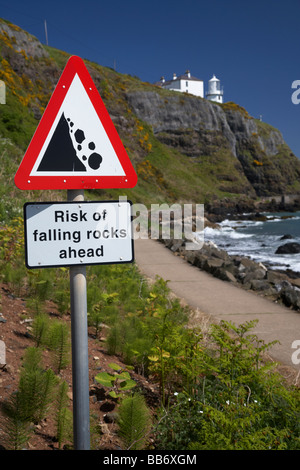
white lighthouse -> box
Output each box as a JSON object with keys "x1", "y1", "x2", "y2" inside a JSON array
[{"x1": 206, "y1": 74, "x2": 223, "y2": 103}]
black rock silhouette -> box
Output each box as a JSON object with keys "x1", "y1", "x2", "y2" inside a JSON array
[
  {"x1": 75, "y1": 129, "x2": 85, "y2": 144},
  {"x1": 37, "y1": 113, "x2": 86, "y2": 172},
  {"x1": 88, "y1": 152, "x2": 102, "y2": 170}
]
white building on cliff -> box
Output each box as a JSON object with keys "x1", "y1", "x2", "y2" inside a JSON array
[
  {"x1": 155, "y1": 71, "x2": 223, "y2": 103},
  {"x1": 155, "y1": 70, "x2": 204, "y2": 98}
]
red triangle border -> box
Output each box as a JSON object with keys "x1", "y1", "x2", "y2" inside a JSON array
[{"x1": 14, "y1": 56, "x2": 137, "y2": 190}]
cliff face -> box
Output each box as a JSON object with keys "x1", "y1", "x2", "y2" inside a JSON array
[
  {"x1": 0, "y1": 21, "x2": 49, "y2": 59},
  {"x1": 126, "y1": 90, "x2": 300, "y2": 197}
]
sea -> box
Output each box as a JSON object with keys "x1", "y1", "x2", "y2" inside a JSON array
[{"x1": 202, "y1": 211, "x2": 300, "y2": 274}]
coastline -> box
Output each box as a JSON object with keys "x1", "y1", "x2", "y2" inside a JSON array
[
  {"x1": 159, "y1": 205, "x2": 300, "y2": 313},
  {"x1": 204, "y1": 195, "x2": 300, "y2": 225}
]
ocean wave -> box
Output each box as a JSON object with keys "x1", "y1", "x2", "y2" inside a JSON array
[
  {"x1": 265, "y1": 215, "x2": 300, "y2": 223},
  {"x1": 221, "y1": 219, "x2": 264, "y2": 227},
  {"x1": 203, "y1": 226, "x2": 253, "y2": 240},
  {"x1": 202, "y1": 211, "x2": 300, "y2": 273}
]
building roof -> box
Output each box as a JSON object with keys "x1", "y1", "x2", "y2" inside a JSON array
[
  {"x1": 155, "y1": 70, "x2": 203, "y2": 87},
  {"x1": 208, "y1": 74, "x2": 220, "y2": 82}
]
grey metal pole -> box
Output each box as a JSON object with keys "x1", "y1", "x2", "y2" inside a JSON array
[{"x1": 67, "y1": 189, "x2": 90, "y2": 450}]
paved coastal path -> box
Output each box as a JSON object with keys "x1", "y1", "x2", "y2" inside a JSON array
[{"x1": 134, "y1": 238, "x2": 300, "y2": 371}]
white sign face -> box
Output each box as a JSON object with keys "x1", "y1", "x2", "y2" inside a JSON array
[
  {"x1": 30, "y1": 74, "x2": 126, "y2": 178},
  {"x1": 24, "y1": 200, "x2": 134, "y2": 268}
]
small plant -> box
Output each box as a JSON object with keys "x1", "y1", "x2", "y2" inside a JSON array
[
  {"x1": 26, "y1": 296, "x2": 46, "y2": 316},
  {"x1": 105, "y1": 323, "x2": 122, "y2": 355},
  {"x1": 1, "y1": 392, "x2": 32, "y2": 450},
  {"x1": 31, "y1": 313, "x2": 50, "y2": 347},
  {"x1": 88, "y1": 291, "x2": 119, "y2": 338},
  {"x1": 0, "y1": 346, "x2": 58, "y2": 449},
  {"x1": 88, "y1": 308, "x2": 103, "y2": 338},
  {"x1": 95, "y1": 363, "x2": 136, "y2": 399},
  {"x1": 53, "y1": 289, "x2": 69, "y2": 316},
  {"x1": 18, "y1": 347, "x2": 58, "y2": 423},
  {"x1": 118, "y1": 393, "x2": 152, "y2": 450},
  {"x1": 54, "y1": 380, "x2": 72, "y2": 449},
  {"x1": 47, "y1": 320, "x2": 70, "y2": 374}
]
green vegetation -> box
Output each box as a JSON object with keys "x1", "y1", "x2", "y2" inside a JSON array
[
  {"x1": 1, "y1": 347, "x2": 58, "y2": 449},
  {"x1": 54, "y1": 381, "x2": 72, "y2": 449},
  {"x1": 0, "y1": 218, "x2": 299, "y2": 450},
  {"x1": 118, "y1": 393, "x2": 152, "y2": 450},
  {"x1": 95, "y1": 363, "x2": 137, "y2": 399}
]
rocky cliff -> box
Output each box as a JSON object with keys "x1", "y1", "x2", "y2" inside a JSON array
[{"x1": 127, "y1": 90, "x2": 300, "y2": 198}]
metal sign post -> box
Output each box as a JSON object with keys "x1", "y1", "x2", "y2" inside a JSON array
[
  {"x1": 67, "y1": 189, "x2": 90, "y2": 450},
  {"x1": 23, "y1": 193, "x2": 134, "y2": 450}
]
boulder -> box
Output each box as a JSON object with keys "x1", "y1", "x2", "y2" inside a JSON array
[
  {"x1": 203, "y1": 258, "x2": 225, "y2": 274},
  {"x1": 223, "y1": 270, "x2": 237, "y2": 283},
  {"x1": 280, "y1": 283, "x2": 300, "y2": 310},
  {"x1": 238, "y1": 257, "x2": 261, "y2": 271},
  {"x1": 185, "y1": 251, "x2": 197, "y2": 265},
  {"x1": 170, "y1": 239, "x2": 185, "y2": 252},
  {"x1": 200, "y1": 242, "x2": 230, "y2": 262},
  {"x1": 280, "y1": 234, "x2": 293, "y2": 240},
  {"x1": 275, "y1": 242, "x2": 300, "y2": 254},
  {"x1": 209, "y1": 266, "x2": 237, "y2": 283},
  {"x1": 250, "y1": 279, "x2": 275, "y2": 293},
  {"x1": 266, "y1": 270, "x2": 289, "y2": 285},
  {"x1": 243, "y1": 267, "x2": 266, "y2": 285}
]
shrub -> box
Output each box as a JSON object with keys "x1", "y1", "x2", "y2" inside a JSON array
[{"x1": 154, "y1": 320, "x2": 300, "y2": 450}]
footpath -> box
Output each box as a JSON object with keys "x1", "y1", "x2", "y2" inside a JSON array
[{"x1": 134, "y1": 238, "x2": 300, "y2": 372}]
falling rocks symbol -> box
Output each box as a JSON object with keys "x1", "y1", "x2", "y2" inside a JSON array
[{"x1": 37, "y1": 112, "x2": 102, "y2": 172}]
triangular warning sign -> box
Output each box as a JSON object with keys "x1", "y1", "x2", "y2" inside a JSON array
[{"x1": 14, "y1": 56, "x2": 137, "y2": 190}]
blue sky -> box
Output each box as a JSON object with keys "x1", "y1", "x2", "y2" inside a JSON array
[{"x1": 1, "y1": 0, "x2": 300, "y2": 158}]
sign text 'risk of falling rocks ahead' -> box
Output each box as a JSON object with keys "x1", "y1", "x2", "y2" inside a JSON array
[{"x1": 24, "y1": 200, "x2": 134, "y2": 268}]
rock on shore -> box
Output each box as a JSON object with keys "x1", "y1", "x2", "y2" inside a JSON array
[
  {"x1": 160, "y1": 237, "x2": 300, "y2": 312},
  {"x1": 275, "y1": 242, "x2": 300, "y2": 254}
]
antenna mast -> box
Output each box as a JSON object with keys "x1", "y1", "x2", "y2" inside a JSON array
[{"x1": 44, "y1": 20, "x2": 48, "y2": 46}]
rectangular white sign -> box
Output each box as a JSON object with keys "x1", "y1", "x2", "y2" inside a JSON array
[{"x1": 24, "y1": 200, "x2": 134, "y2": 268}]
